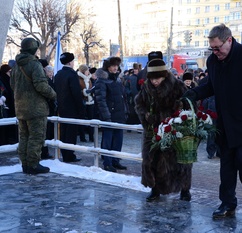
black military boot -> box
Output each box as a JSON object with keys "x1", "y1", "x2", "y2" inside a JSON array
[
  {"x1": 146, "y1": 188, "x2": 160, "y2": 202},
  {"x1": 180, "y1": 190, "x2": 191, "y2": 201},
  {"x1": 27, "y1": 163, "x2": 50, "y2": 175}
]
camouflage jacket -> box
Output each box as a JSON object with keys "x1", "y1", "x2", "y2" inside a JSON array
[{"x1": 10, "y1": 53, "x2": 56, "y2": 120}]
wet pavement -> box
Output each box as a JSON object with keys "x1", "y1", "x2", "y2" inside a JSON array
[{"x1": 1, "y1": 131, "x2": 242, "y2": 233}]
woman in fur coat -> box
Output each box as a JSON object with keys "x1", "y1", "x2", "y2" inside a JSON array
[
  {"x1": 135, "y1": 58, "x2": 192, "y2": 202},
  {"x1": 77, "y1": 64, "x2": 95, "y2": 142}
]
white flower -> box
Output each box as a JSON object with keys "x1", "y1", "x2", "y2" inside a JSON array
[
  {"x1": 157, "y1": 123, "x2": 163, "y2": 137},
  {"x1": 203, "y1": 114, "x2": 212, "y2": 125},
  {"x1": 1, "y1": 96, "x2": 6, "y2": 102},
  {"x1": 176, "y1": 131, "x2": 183, "y2": 138},
  {"x1": 173, "y1": 117, "x2": 182, "y2": 124}
]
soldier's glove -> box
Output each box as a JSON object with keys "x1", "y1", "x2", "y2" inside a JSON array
[{"x1": 145, "y1": 112, "x2": 157, "y2": 124}]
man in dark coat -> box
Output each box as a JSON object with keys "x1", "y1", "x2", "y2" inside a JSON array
[
  {"x1": 95, "y1": 57, "x2": 127, "y2": 173},
  {"x1": 183, "y1": 23, "x2": 242, "y2": 219},
  {"x1": 54, "y1": 52, "x2": 85, "y2": 162}
]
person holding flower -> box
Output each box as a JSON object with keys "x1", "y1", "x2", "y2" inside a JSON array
[{"x1": 135, "y1": 58, "x2": 192, "y2": 202}]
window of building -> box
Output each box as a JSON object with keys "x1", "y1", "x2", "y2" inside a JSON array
[
  {"x1": 195, "y1": 41, "x2": 199, "y2": 47},
  {"x1": 187, "y1": 0, "x2": 191, "y2": 3},
  {"x1": 195, "y1": 19, "x2": 200, "y2": 25},
  {"x1": 205, "y1": 6, "x2": 210, "y2": 13},
  {"x1": 235, "y1": 12, "x2": 241, "y2": 20},
  {"x1": 224, "y1": 15, "x2": 230, "y2": 23},
  {"x1": 195, "y1": 30, "x2": 200, "y2": 36},
  {"x1": 196, "y1": 0, "x2": 200, "y2": 2},
  {"x1": 225, "y1": 3, "x2": 230, "y2": 10},
  {"x1": 214, "y1": 17, "x2": 219, "y2": 23},
  {"x1": 187, "y1": 8, "x2": 191, "y2": 14},
  {"x1": 236, "y1": 2, "x2": 241, "y2": 7},
  {"x1": 204, "y1": 40, "x2": 209, "y2": 47},
  {"x1": 204, "y1": 18, "x2": 210, "y2": 24},
  {"x1": 196, "y1": 7, "x2": 200, "y2": 14},
  {"x1": 204, "y1": 29, "x2": 209, "y2": 37},
  {"x1": 214, "y1": 5, "x2": 220, "y2": 11}
]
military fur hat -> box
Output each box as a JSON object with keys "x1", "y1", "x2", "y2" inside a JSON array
[
  {"x1": 60, "y1": 52, "x2": 74, "y2": 65},
  {"x1": 102, "y1": 56, "x2": 121, "y2": 71},
  {"x1": 89, "y1": 67, "x2": 97, "y2": 74},
  {"x1": 39, "y1": 59, "x2": 49, "y2": 68},
  {"x1": 147, "y1": 59, "x2": 168, "y2": 79},
  {"x1": 148, "y1": 51, "x2": 163, "y2": 62},
  {"x1": 20, "y1": 38, "x2": 40, "y2": 55},
  {"x1": 182, "y1": 72, "x2": 193, "y2": 81},
  {"x1": 95, "y1": 68, "x2": 108, "y2": 79}
]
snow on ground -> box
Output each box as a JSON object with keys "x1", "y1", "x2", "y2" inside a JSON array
[{"x1": 0, "y1": 159, "x2": 150, "y2": 193}]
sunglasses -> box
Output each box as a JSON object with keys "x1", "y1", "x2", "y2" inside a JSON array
[{"x1": 208, "y1": 38, "x2": 228, "y2": 52}]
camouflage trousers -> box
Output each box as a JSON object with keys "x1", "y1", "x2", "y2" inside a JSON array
[{"x1": 18, "y1": 117, "x2": 47, "y2": 167}]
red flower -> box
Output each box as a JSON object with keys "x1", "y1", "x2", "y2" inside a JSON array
[
  {"x1": 206, "y1": 109, "x2": 212, "y2": 115},
  {"x1": 138, "y1": 79, "x2": 145, "y2": 86},
  {"x1": 171, "y1": 130, "x2": 177, "y2": 135},
  {"x1": 154, "y1": 127, "x2": 158, "y2": 133},
  {"x1": 172, "y1": 110, "x2": 180, "y2": 117},
  {"x1": 164, "y1": 117, "x2": 171, "y2": 124},
  {"x1": 198, "y1": 105, "x2": 204, "y2": 111},
  {"x1": 201, "y1": 114, "x2": 208, "y2": 121},
  {"x1": 164, "y1": 125, "x2": 172, "y2": 133},
  {"x1": 197, "y1": 112, "x2": 203, "y2": 118},
  {"x1": 155, "y1": 135, "x2": 161, "y2": 141},
  {"x1": 181, "y1": 115, "x2": 188, "y2": 121},
  {"x1": 210, "y1": 112, "x2": 218, "y2": 119}
]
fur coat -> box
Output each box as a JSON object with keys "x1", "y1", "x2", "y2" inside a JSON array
[{"x1": 135, "y1": 73, "x2": 192, "y2": 195}]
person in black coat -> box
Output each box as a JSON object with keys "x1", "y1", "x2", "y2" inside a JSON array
[
  {"x1": 0, "y1": 64, "x2": 18, "y2": 144},
  {"x1": 54, "y1": 52, "x2": 85, "y2": 162},
  {"x1": 95, "y1": 57, "x2": 128, "y2": 173},
  {"x1": 183, "y1": 23, "x2": 242, "y2": 219}
]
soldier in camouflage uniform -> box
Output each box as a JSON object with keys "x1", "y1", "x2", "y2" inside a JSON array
[{"x1": 10, "y1": 38, "x2": 56, "y2": 174}]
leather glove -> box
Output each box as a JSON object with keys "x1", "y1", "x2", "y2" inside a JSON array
[
  {"x1": 145, "y1": 112, "x2": 157, "y2": 124},
  {"x1": 182, "y1": 89, "x2": 197, "y2": 102},
  {"x1": 86, "y1": 86, "x2": 95, "y2": 94}
]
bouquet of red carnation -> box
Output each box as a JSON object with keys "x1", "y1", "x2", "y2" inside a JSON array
[{"x1": 151, "y1": 103, "x2": 217, "y2": 164}]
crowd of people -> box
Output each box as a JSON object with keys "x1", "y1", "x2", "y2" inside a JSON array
[{"x1": 1, "y1": 23, "x2": 241, "y2": 219}]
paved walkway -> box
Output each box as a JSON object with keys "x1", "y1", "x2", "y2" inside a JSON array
[{"x1": 1, "y1": 131, "x2": 242, "y2": 232}]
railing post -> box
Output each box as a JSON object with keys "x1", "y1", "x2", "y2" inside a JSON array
[
  {"x1": 93, "y1": 125, "x2": 99, "y2": 167},
  {"x1": 54, "y1": 120, "x2": 59, "y2": 159}
]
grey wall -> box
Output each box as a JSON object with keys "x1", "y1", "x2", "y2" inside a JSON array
[{"x1": 0, "y1": 0, "x2": 15, "y2": 63}]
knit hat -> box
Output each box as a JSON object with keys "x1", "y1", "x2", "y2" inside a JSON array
[
  {"x1": 39, "y1": 59, "x2": 49, "y2": 68},
  {"x1": 20, "y1": 38, "x2": 40, "y2": 55},
  {"x1": 79, "y1": 64, "x2": 89, "y2": 73},
  {"x1": 95, "y1": 68, "x2": 108, "y2": 79},
  {"x1": 89, "y1": 67, "x2": 97, "y2": 74},
  {"x1": 60, "y1": 52, "x2": 74, "y2": 65},
  {"x1": 0, "y1": 64, "x2": 11, "y2": 74},
  {"x1": 8, "y1": 60, "x2": 16, "y2": 68},
  {"x1": 147, "y1": 59, "x2": 168, "y2": 79},
  {"x1": 182, "y1": 72, "x2": 193, "y2": 81}
]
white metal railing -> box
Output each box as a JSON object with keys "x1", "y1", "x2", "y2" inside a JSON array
[{"x1": 0, "y1": 116, "x2": 143, "y2": 167}]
